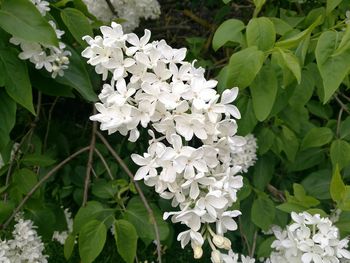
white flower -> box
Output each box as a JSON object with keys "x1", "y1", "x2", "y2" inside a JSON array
[
  {"x1": 268, "y1": 212, "x2": 350, "y2": 263},
  {"x1": 0, "y1": 216, "x2": 48, "y2": 262},
  {"x1": 9, "y1": 3, "x2": 70, "y2": 79},
  {"x1": 177, "y1": 229, "x2": 204, "y2": 248},
  {"x1": 83, "y1": 22, "x2": 253, "y2": 261},
  {"x1": 82, "y1": 0, "x2": 160, "y2": 32},
  {"x1": 52, "y1": 208, "x2": 73, "y2": 245}
]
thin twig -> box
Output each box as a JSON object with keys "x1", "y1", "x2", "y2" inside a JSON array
[
  {"x1": 3, "y1": 125, "x2": 36, "y2": 202},
  {"x1": 238, "y1": 217, "x2": 251, "y2": 255},
  {"x1": 104, "y1": 0, "x2": 118, "y2": 16},
  {"x1": 4, "y1": 93, "x2": 43, "y2": 202},
  {"x1": 82, "y1": 108, "x2": 97, "y2": 206},
  {"x1": 334, "y1": 94, "x2": 350, "y2": 114},
  {"x1": 96, "y1": 131, "x2": 163, "y2": 263},
  {"x1": 94, "y1": 148, "x2": 114, "y2": 180},
  {"x1": 43, "y1": 97, "x2": 59, "y2": 151},
  {"x1": 183, "y1": 9, "x2": 213, "y2": 29},
  {"x1": 250, "y1": 231, "x2": 258, "y2": 257},
  {"x1": 267, "y1": 184, "x2": 286, "y2": 202},
  {"x1": 339, "y1": 92, "x2": 350, "y2": 103},
  {"x1": 337, "y1": 108, "x2": 344, "y2": 138},
  {"x1": 2, "y1": 147, "x2": 90, "y2": 229}
]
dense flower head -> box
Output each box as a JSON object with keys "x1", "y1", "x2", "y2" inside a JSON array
[
  {"x1": 9, "y1": 0, "x2": 70, "y2": 78},
  {"x1": 0, "y1": 215, "x2": 48, "y2": 263},
  {"x1": 83, "y1": 22, "x2": 258, "y2": 261},
  {"x1": 82, "y1": 0, "x2": 161, "y2": 32},
  {"x1": 267, "y1": 212, "x2": 350, "y2": 263}
]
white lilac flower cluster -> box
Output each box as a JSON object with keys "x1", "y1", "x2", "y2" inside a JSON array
[
  {"x1": 82, "y1": 22, "x2": 258, "y2": 262},
  {"x1": 52, "y1": 208, "x2": 73, "y2": 245},
  {"x1": 82, "y1": 0, "x2": 161, "y2": 32},
  {"x1": 267, "y1": 212, "x2": 350, "y2": 263},
  {"x1": 0, "y1": 216, "x2": 48, "y2": 263},
  {"x1": 9, "y1": 0, "x2": 70, "y2": 78}
]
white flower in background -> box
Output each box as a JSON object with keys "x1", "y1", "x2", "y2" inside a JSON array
[
  {"x1": 0, "y1": 215, "x2": 48, "y2": 263},
  {"x1": 83, "y1": 22, "x2": 258, "y2": 262},
  {"x1": 267, "y1": 212, "x2": 350, "y2": 263},
  {"x1": 52, "y1": 208, "x2": 73, "y2": 245},
  {"x1": 82, "y1": 0, "x2": 161, "y2": 32},
  {"x1": 9, "y1": 0, "x2": 70, "y2": 78},
  {"x1": 231, "y1": 134, "x2": 257, "y2": 173}
]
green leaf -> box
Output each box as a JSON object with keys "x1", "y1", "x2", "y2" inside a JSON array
[
  {"x1": 0, "y1": 200, "x2": 14, "y2": 223},
  {"x1": 246, "y1": 17, "x2": 276, "y2": 51},
  {"x1": 288, "y1": 148, "x2": 325, "y2": 172},
  {"x1": 12, "y1": 168, "x2": 37, "y2": 195},
  {"x1": 226, "y1": 46, "x2": 265, "y2": 89},
  {"x1": 64, "y1": 234, "x2": 76, "y2": 260},
  {"x1": 334, "y1": 24, "x2": 350, "y2": 56},
  {"x1": 257, "y1": 127, "x2": 275, "y2": 155},
  {"x1": 315, "y1": 31, "x2": 350, "y2": 102},
  {"x1": 73, "y1": 0, "x2": 98, "y2": 21},
  {"x1": 340, "y1": 116, "x2": 350, "y2": 140},
  {"x1": 253, "y1": 154, "x2": 275, "y2": 191},
  {"x1": 293, "y1": 183, "x2": 320, "y2": 207},
  {"x1": 251, "y1": 194, "x2": 275, "y2": 231},
  {"x1": 269, "y1": 17, "x2": 293, "y2": 36},
  {"x1": 330, "y1": 165, "x2": 346, "y2": 203},
  {"x1": 92, "y1": 179, "x2": 119, "y2": 199},
  {"x1": 114, "y1": 219, "x2": 138, "y2": 263},
  {"x1": 124, "y1": 197, "x2": 170, "y2": 245},
  {"x1": 236, "y1": 97, "x2": 258, "y2": 135},
  {"x1": 56, "y1": 46, "x2": 97, "y2": 101},
  {"x1": 295, "y1": 34, "x2": 310, "y2": 65},
  {"x1": 253, "y1": 0, "x2": 266, "y2": 17},
  {"x1": 330, "y1": 140, "x2": 350, "y2": 170},
  {"x1": 79, "y1": 220, "x2": 107, "y2": 263},
  {"x1": 61, "y1": 8, "x2": 93, "y2": 47},
  {"x1": 21, "y1": 154, "x2": 56, "y2": 167},
  {"x1": 257, "y1": 236, "x2": 275, "y2": 258},
  {"x1": 250, "y1": 64, "x2": 278, "y2": 121},
  {"x1": 275, "y1": 15, "x2": 322, "y2": 49},
  {"x1": 301, "y1": 127, "x2": 333, "y2": 150},
  {"x1": 274, "y1": 48, "x2": 301, "y2": 84},
  {"x1": 0, "y1": 48, "x2": 34, "y2": 114},
  {"x1": 212, "y1": 19, "x2": 245, "y2": 51},
  {"x1": 326, "y1": 0, "x2": 343, "y2": 14},
  {"x1": 26, "y1": 205, "x2": 56, "y2": 239},
  {"x1": 288, "y1": 69, "x2": 315, "y2": 107},
  {"x1": 277, "y1": 202, "x2": 308, "y2": 213},
  {"x1": 73, "y1": 201, "x2": 114, "y2": 233},
  {"x1": 302, "y1": 169, "x2": 332, "y2": 200},
  {"x1": 0, "y1": 91, "x2": 16, "y2": 150},
  {"x1": 0, "y1": 0, "x2": 58, "y2": 46},
  {"x1": 281, "y1": 126, "x2": 299, "y2": 162}
]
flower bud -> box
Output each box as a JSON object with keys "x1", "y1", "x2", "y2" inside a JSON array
[
  {"x1": 223, "y1": 237, "x2": 231, "y2": 250},
  {"x1": 61, "y1": 56, "x2": 69, "y2": 63},
  {"x1": 212, "y1": 235, "x2": 225, "y2": 248},
  {"x1": 193, "y1": 245, "x2": 203, "y2": 259},
  {"x1": 52, "y1": 65, "x2": 59, "y2": 72},
  {"x1": 211, "y1": 250, "x2": 222, "y2": 263}
]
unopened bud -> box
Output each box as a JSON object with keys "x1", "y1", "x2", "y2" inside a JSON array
[
  {"x1": 52, "y1": 65, "x2": 59, "y2": 72},
  {"x1": 211, "y1": 250, "x2": 222, "y2": 263},
  {"x1": 223, "y1": 237, "x2": 231, "y2": 250},
  {"x1": 61, "y1": 56, "x2": 69, "y2": 63},
  {"x1": 212, "y1": 235, "x2": 225, "y2": 248},
  {"x1": 193, "y1": 245, "x2": 203, "y2": 259}
]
